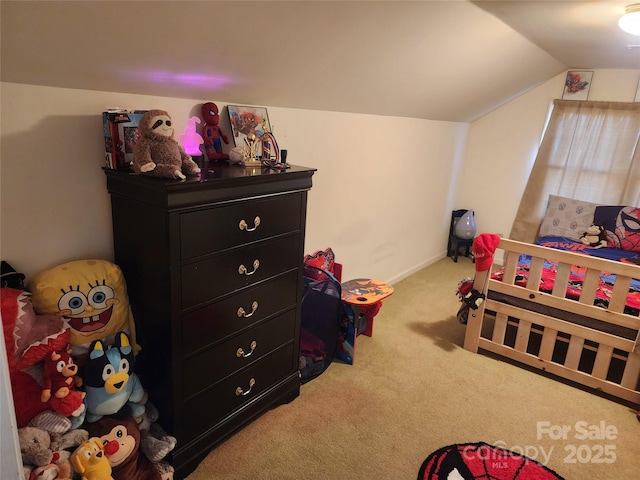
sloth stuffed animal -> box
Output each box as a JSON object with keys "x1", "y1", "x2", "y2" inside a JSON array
[{"x1": 132, "y1": 110, "x2": 201, "y2": 180}]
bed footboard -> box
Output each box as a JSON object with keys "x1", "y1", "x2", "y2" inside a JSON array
[{"x1": 464, "y1": 238, "x2": 640, "y2": 405}]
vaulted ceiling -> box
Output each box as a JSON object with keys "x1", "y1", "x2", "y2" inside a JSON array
[{"x1": 2, "y1": 1, "x2": 639, "y2": 122}]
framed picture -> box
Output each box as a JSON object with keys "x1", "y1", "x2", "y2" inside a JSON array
[
  {"x1": 562, "y1": 71, "x2": 593, "y2": 100},
  {"x1": 635, "y1": 79, "x2": 640, "y2": 102},
  {"x1": 227, "y1": 105, "x2": 271, "y2": 150}
]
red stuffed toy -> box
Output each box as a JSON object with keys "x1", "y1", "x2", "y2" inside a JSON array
[
  {"x1": 1, "y1": 288, "x2": 85, "y2": 427},
  {"x1": 201, "y1": 102, "x2": 229, "y2": 161},
  {"x1": 40, "y1": 346, "x2": 86, "y2": 420}
]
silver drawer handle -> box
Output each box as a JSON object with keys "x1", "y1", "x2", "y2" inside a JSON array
[
  {"x1": 236, "y1": 340, "x2": 257, "y2": 358},
  {"x1": 237, "y1": 301, "x2": 259, "y2": 318},
  {"x1": 235, "y1": 378, "x2": 256, "y2": 396},
  {"x1": 238, "y1": 259, "x2": 260, "y2": 275},
  {"x1": 239, "y1": 216, "x2": 261, "y2": 232}
]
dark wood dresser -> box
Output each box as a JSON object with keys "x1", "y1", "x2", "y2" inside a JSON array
[{"x1": 104, "y1": 164, "x2": 315, "y2": 479}]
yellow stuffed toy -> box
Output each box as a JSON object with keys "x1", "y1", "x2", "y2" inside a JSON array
[
  {"x1": 29, "y1": 259, "x2": 140, "y2": 362},
  {"x1": 71, "y1": 437, "x2": 114, "y2": 480}
]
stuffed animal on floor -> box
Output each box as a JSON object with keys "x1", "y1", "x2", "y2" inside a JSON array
[
  {"x1": 19, "y1": 426, "x2": 57, "y2": 468},
  {"x1": 137, "y1": 400, "x2": 177, "y2": 464},
  {"x1": 1, "y1": 287, "x2": 87, "y2": 426},
  {"x1": 580, "y1": 224, "x2": 607, "y2": 248},
  {"x1": 132, "y1": 109, "x2": 201, "y2": 180},
  {"x1": 50, "y1": 428, "x2": 90, "y2": 458},
  {"x1": 29, "y1": 452, "x2": 72, "y2": 480},
  {"x1": 70, "y1": 438, "x2": 115, "y2": 480},
  {"x1": 41, "y1": 346, "x2": 84, "y2": 403},
  {"x1": 86, "y1": 416, "x2": 162, "y2": 480},
  {"x1": 84, "y1": 331, "x2": 145, "y2": 423},
  {"x1": 201, "y1": 102, "x2": 229, "y2": 161},
  {"x1": 29, "y1": 259, "x2": 141, "y2": 362}
]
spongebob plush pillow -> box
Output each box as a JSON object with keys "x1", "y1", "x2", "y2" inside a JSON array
[{"x1": 29, "y1": 259, "x2": 140, "y2": 360}]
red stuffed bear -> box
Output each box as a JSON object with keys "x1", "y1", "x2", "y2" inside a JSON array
[{"x1": 41, "y1": 346, "x2": 84, "y2": 403}]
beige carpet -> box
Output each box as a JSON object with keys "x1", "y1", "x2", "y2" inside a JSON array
[{"x1": 186, "y1": 258, "x2": 639, "y2": 479}]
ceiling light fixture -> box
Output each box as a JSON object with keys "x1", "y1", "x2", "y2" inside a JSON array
[{"x1": 619, "y1": 4, "x2": 640, "y2": 35}]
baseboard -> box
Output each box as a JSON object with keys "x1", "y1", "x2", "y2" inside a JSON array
[{"x1": 385, "y1": 253, "x2": 445, "y2": 285}]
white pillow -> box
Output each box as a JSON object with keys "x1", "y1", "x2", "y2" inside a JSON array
[{"x1": 538, "y1": 195, "x2": 597, "y2": 241}]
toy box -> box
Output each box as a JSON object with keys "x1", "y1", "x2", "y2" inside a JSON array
[{"x1": 102, "y1": 110, "x2": 147, "y2": 170}]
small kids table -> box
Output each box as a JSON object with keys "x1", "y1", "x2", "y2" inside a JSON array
[{"x1": 336, "y1": 278, "x2": 394, "y2": 364}]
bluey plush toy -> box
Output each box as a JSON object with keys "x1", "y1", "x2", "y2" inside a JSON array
[{"x1": 84, "y1": 332, "x2": 145, "y2": 423}]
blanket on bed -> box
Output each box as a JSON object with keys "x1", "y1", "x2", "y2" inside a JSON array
[{"x1": 489, "y1": 236, "x2": 640, "y2": 316}]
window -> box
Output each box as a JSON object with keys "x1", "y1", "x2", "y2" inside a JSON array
[{"x1": 510, "y1": 100, "x2": 640, "y2": 243}]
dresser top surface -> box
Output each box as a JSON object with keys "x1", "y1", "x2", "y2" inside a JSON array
[{"x1": 104, "y1": 164, "x2": 316, "y2": 209}]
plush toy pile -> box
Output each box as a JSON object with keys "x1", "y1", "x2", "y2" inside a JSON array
[{"x1": 2, "y1": 261, "x2": 176, "y2": 480}]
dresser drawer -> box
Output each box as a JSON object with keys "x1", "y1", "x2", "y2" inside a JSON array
[
  {"x1": 182, "y1": 310, "x2": 296, "y2": 399},
  {"x1": 180, "y1": 194, "x2": 303, "y2": 260},
  {"x1": 181, "y1": 234, "x2": 301, "y2": 309},
  {"x1": 181, "y1": 271, "x2": 298, "y2": 356},
  {"x1": 181, "y1": 343, "x2": 295, "y2": 443}
]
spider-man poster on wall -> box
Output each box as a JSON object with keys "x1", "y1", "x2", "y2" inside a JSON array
[
  {"x1": 561, "y1": 71, "x2": 592, "y2": 101},
  {"x1": 226, "y1": 105, "x2": 271, "y2": 150}
]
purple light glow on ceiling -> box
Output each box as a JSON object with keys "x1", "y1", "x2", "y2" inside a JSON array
[{"x1": 123, "y1": 70, "x2": 232, "y2": 89}]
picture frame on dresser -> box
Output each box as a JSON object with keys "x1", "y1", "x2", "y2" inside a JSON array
[{"x1": 227, "y1": 105, "x2": 271, "y2": 149}]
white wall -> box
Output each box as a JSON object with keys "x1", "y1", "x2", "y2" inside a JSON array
[
  {"x1": 0, "y1": 83, "x2": 467, "y2": 284},
  {"x1": 457, "y1": 69, "x2": 640, "y2": 239}
]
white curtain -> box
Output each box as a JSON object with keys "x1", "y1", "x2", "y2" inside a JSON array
[{"x1": 510, "y1": 100, "x2": 640, "y2": 243}]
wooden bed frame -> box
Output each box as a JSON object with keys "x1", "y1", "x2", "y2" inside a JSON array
[{"x1": 463, "y1": 237, "x2": 640, "y2": 405}]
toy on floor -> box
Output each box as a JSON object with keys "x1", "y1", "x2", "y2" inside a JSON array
[
  {"x1": 71, "y1": 438, "x2": 115, "y2": 480},
  {"x1": 1, "y1": 287, "x2": 87, "y2": 427},
  {"x1": 28, "y1": 411, "x2": 73, "y2": 435},
  {"x1": 84, "y1": 331, "x2": 145, "y2": 423},
  {"x1": 29, "y1": 452, "x2": 72, "y2": 480},
  {"x1": 201, "y1": 102, "x2": 229, "y2": 161},
  {"x1": 29, "y1": 259, "x2": 141, "y2": 361},
  {"x1": 41, "y1": 346, "x2": 85, "y2": 403},
  {"x1": 50, "y1": 428, "x2": 90, "y2": 457},
  {"x1": 19, "y1": 426, "x2": 57, "y2": 468},
  {"x1": 41, "y1": 349, "x2": 78, "y2": 401},
  {"x1": 137, "y1": 400, "x2": 177, "y2": 464},
  {"x1": 87, "y1": 416, "x2": 163, "y2": 480},
  {"x1": 132, "y1": 109, "x2": 201, "y2": 180}
]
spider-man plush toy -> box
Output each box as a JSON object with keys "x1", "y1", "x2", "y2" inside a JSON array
[{"x1": 201, "y1": 102, "x2": 229, "y2": 161}]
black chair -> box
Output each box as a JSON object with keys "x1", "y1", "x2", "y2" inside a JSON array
[{"x1": 447, "y1": 209, "x2": 475, "y2": 262}]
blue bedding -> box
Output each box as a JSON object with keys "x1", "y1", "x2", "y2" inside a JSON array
[{"x1": 535, "y1": 236, "x2": 639, "y2": 263}]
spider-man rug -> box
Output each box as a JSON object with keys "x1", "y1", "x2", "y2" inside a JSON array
[{"x1": 418, "y1": 442, "x2": 564, "y2": 480}]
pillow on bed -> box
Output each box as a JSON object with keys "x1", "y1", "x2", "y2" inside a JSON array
[
  {"x1": 538, "y1": 195, "x2": 597, "y2": 241},
  {"x1": 593, "y1": 205, "x2": 640, "y2": 252}
]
